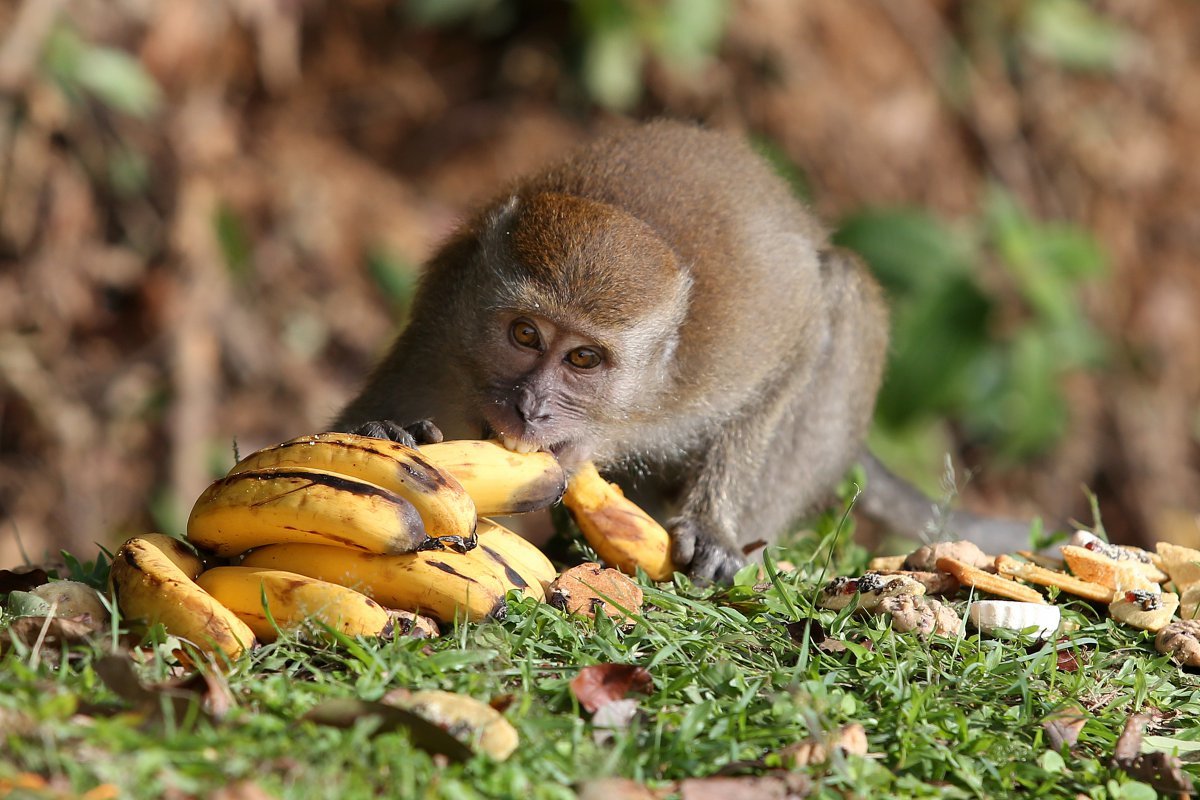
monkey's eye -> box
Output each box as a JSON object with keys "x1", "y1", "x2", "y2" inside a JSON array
[
  {"x1": 509, "y1": 319, "x2": 541, "y2": 350},
  {"x1": 566, "y1": 347, "x2": 602, "y2": 370}
]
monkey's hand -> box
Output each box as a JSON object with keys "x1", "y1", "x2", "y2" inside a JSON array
[
  {"x1": 348, "y1": 419, "x2": 444, "y2": 448},
  {"x1": 668, "y1": 517, "x2": 747, "y2": 585}
]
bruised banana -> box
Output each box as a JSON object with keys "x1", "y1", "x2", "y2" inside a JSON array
[
  {"x1": 109, "y1": 535, "x2": 255, "y2": 661},
  {"x1": 240, "y1": 542, "x2": 513, "y2": 623},
  {"x1": 461, "y1": 519, "x2": 558, "y2": 602},
  {"x1": 228, "y1": 432, "x2": 476, "y2": 544},
  {"x1": 419, "y1": 439, "x2": 566, "y2": 517},
  {"x1": 195, "y1": 566, "x2": 392, "y2": 642},
  {"x1": 561, "y1": 462, "x2": 677, "y2": 582},
  {"x1": 187, "y1": 468, "x2": 429, "y2": 557}
]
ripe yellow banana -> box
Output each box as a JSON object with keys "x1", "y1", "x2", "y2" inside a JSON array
[
  {"x1": 463, "y1": 519, "x2": 557, "y2": 601},
  {"x1": 561, "y1": 462, "x2": 677, "y2": 582},
  {"x1": 239, "y1": 542, "x2": 512, "y2": 623},
  {"x1": 137, "y1": 533, "x2": 204, "y2": 579},
  {"x1": 194, "y1": 566, "x2": 392, "y2": 642},
  {"x1": 109, "y1": 535, "x2": 255, "y2": 661},
  {"x1": 419, "y1": 440, "x2": 566, "y2": 517},
  {"x1": 186, "y1": 468, "x2": 429, "y2": 557},
  {"x1": 228, "y1": 432, "x2": 477, "y2": 545}
]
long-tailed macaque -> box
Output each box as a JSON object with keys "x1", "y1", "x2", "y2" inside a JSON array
[{"x1": 335, "y1": 120, "x2": 1032, "y2": 583}]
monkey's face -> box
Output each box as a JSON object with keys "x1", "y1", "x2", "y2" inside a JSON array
[{"x1": 475, "y1": 311, "x2": 622, "y2": 468}]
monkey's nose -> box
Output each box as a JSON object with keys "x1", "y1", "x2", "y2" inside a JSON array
[{"x1": 515, "y1": 386, "x2": 550, "y2": 423}]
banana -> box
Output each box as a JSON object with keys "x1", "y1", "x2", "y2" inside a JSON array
[
  {"x1": 419, "y1": 439, "x2": 566, "y2": 517},
  {"x1": 137, "y1": 533, "x2": 204, "y2": 579},
  {"x1": 109, "y1": 535, "x2": 256, "y2": 661},
  {"x1": 194, "y1": 566, "x2": 392, "y2": 642},
  {"x1": 239, "y1": 542, "x2": 511, "y2": 623},
  {"x1": 561, "y1": 462, "x2": 677, "y2": 582},
  {"x1": 228, "y1": 432, "x2": 477, "y2": 545},
  {"x1": 463, "y1": 519, "x2": 557, "y2": 601},
  {"x1": 186, "y1": 468, "x2": 429, "y2": 557}
]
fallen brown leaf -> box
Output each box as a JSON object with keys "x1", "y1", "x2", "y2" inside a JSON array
[
  {"x1": 1111, "y1": 712, "x2": 1195, "y2": 794},
  {"x1": 678, "y1": 773, "x2": 812, "y2": 800},
  {"x1": 301, "y1": 698, "x2": 473, "y2": 762},
  {"x1": 1043, "y1": 707, "x2": 1087, "y2": 751},
  {"x1": 93, "y1": 654, "x2": 233, "y2": 722},
  {"x1": 1, "y1": 614, "x2": 98, "y2": 647},
  {"x1": 210, "y1": 780, "x2": 276, "y2": 800},
  {"x1": 780, "y1": 723, "x2": 869, "y2": 767},
  {"x1": 784, "y1": 619, "x2": 847, "y2": 653},
  {"x1": 549, "y1": 563, "x2": 644, "y2": 621},
  {"x1": 575, "y1": 777, "x2": 662, "y2": 800},
  {"x1": 592, "y1": 698, "x2": 639, "y2": 744},
  {"x1": 570, "y1": 663, "x2": 654, "y2": 714}
]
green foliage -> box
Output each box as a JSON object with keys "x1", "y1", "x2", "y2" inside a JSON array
[
  {"x1": 3, "y1": 526, "x2": 1199, "y2": 797},
  {"x1": 1020, "y1": 0, "x2": 1134, "y2": 73},
  {"x1": 574, "y1": 0, "x2": 729, "y2": 110},
  {"x1": 43, "y1": 26, "x2": 161, "y2": 118},
  {"x1": 836, "y1": 186, "x2": 1107, "y2": 464},
  {"x1": 402, "y1": 0, "x2": 730, "y2": 111}
]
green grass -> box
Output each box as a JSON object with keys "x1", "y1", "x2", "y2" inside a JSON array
[{"x1": 2, "y1": 515, "x2": 1199, "y2": 799}]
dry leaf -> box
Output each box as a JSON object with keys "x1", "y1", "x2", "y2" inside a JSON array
[
  {"x1": 1, "y1": 615, "x2": 98, "y2": 647},
  {"x1": 1111, "y1": 713, "x2": 1195, "y2": 794},
  {"x1": 93, "y1": 654, "x2": 233, "y2": 722},
  {"x1": 781, "y1": 723, "x2": 868, "y2": 767},
  {"x1": 210, "y1": 781, "x2": 275, "y2": 800},
  {"x1": 575, "y1": 778, "x2": 661, "y2": 800},
  {"x1": 785, "y1": 619, "x2": 847, "y2": 653},
  {"x1": 302, "y1": 698, "x2": 473, "y2": 762},
  {"x1": 549, "y1": 563, "x2": 644, "y2": 621},
  {"x1": 592, "y1": 698, "x2": 639, "y2": 745},
  {"x1": 1043, "y1": 707, "x2": 1087, "y2": 751},
  {"x1": 678, "y1": 774, "x2": 811, "y2": 800},
  {"x1": 571, "y1": 663, "x2": 654, "y2": 714}
]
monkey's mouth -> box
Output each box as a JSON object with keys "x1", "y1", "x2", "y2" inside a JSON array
[
  {"x1": 498, "y1": 433, "x2": 542, "y2": 455},
  {"x1": 483, "y1": 422, "x2": 559, "y2": 457}
]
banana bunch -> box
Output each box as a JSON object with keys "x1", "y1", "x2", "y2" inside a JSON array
[
  {"x1": 111, "y1": 433, "x2": 568, "y2": 658},
  {"x1": 561, "y1": 462, "x2": 677, "y2": 582}
]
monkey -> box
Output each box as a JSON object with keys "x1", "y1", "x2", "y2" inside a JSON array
[{"x1": 334, "y1": 119, "x2": 1035, "y2": 583}]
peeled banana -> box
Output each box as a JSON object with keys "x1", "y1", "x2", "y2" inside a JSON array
[
  {"x1": 194, "y1": 566, "x2": 392, "y2": 642},
  {"x1": 462, "y1": 519, "x2": 558, "y2": 602},
  {"x1": 109, "y1": 535, "x2": 256, "y2": 661},
  {"x1": 419, "y1": 439, "x2": 566, "y2": 517},
  {"x1": 228, "y1": 432, "x2": 477, "y2": 545},
  {"x1": 239, "y1": 542, "x2": 514, "y2": 623},
  {"x1": 187, "y1": 468, "x2": 429, "y2": 557},
  {"x1": 561, "y1": 462, "x2": 676, "y2": 582}
]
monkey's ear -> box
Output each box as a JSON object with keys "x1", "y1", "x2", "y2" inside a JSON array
[{"x1": 487, "y1": 195, "x2": 521, "y2": 234}]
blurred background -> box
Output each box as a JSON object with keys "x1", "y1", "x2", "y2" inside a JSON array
[{"x1": 2, "y1": 0, "x2": 1199, "y2": 566}]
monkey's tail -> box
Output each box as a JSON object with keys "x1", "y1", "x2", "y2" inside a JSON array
[{"x1": 855, "y1": 450, "x2": 1046, "y2": 554}]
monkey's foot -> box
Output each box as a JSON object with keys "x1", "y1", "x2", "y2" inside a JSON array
[
  {"x1": 349, "y1": 419, "x2": 444, "y2": 448},
  {"x1": 669, "y1": 517, "x2": 746, "y2": 585}
]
